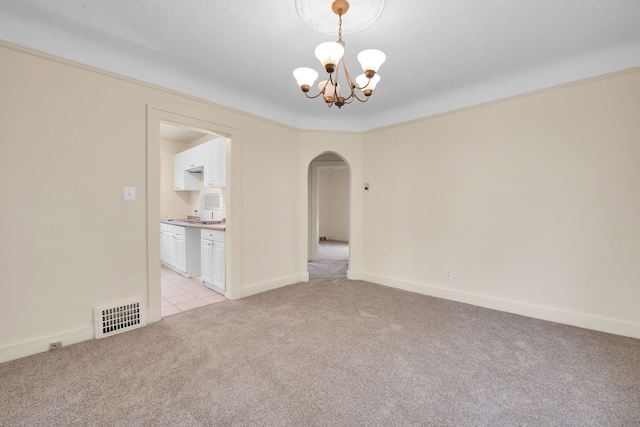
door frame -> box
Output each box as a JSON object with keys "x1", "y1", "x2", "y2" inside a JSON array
[
  {"x1": 307, "y1": 152, "x2": 352, "y2": 273},
  {"x1": 146, "y1": 106, "x2": 242, "y2": 323},
  {"x1": 308, "y1": 158, "x2": 351, "y2": 261}
]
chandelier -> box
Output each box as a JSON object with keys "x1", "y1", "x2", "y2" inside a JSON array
[{"x1": 293, "y1": 0, "x2": 386, "y2": 108}]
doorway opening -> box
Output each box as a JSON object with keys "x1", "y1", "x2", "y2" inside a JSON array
[
  {"x1": 307, "y1": 152, "x2": 350, "y2": 279},
  {"x1": 147, "y1": 107, "x2": 241, "y2": 324},
  {"x1": 159, "y1": 122, "x2": 227, "y2": 317}
]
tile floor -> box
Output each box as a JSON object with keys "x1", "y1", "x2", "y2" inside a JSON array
[{"x1": 161, "y1": 265, "x2": 226, "y2": 317}]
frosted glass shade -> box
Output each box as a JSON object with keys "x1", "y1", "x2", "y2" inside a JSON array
[
  {"x1": 356, "y1": 74, "x2": 381, "y2": 91},
  {"x1": 314, "y1": 42, "x2": 345, "y2": 68},
  {"x1": 357, "y1": 49, "x2": 386, "y2": 72},
  {"x1": 318, "y1": 80, "x2": 340, "y2": 97},
  {"x1": 293, "y1": 67, "x2": 319, "y2": 87}
]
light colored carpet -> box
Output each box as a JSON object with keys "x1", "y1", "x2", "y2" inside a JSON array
[
  {"x1": 1, "y1": 278, "x2": 639, "y2": 426},
  {"x1": 317, "y1": 240, "x2": 349, "y2": 261},
  {"x1": 308, "y1": 240, "x2": 349, "y2": 279}
]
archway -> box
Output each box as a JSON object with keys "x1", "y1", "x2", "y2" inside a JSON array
[{"x1": 307, "y1": 152, "x2": 350, "y2": 279}]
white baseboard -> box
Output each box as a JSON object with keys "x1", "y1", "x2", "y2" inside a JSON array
[
  {"x1": 326, "y1": 236, "x2": 349, "y2": 242},
  {"x1": 360, "y1": 273, "x2": 640, "y2": 340},
  {"x1": 0, "y1": 325, "x2": 95, "y2": 363},
  {"x1": 347, "y1": 270, "x2": 362, "y2": 280},
  {"x1": 239, "y1": 272, "x2": 308, "y2": 298}
]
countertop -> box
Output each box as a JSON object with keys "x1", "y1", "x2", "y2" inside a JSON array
[{"x1": 161, "y1": 219, "x2": 225, "y2": 231}]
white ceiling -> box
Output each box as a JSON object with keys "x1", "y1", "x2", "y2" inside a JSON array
[{"x1": 1, "y1": 1, "x2": 639, "y2": 132}]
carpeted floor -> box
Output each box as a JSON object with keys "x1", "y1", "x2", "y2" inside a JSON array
[
  {"x1": 1, "y1": 277, "x2": 639, "y2": 426},
  {"x1": 308, "y1": 240, "x2": 349, "y2": 279}
]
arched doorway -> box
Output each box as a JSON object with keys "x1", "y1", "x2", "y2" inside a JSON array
[{"x1": 307, "y1": 152, "x2": 350, "y2": 279}]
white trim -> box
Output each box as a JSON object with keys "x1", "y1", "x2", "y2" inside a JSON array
[
  {"x1": 0, "y1": 326, "x2": 94, "y2": 363},
  {"x1": 239, "y1": 274, "x2": 309, "y2": 298},
  {"x1": 360, "y1": 273, "x2": 640, "y2": 340},
  {"x1": 347, "y1": 270, "x2": 362, "y2": 280}
]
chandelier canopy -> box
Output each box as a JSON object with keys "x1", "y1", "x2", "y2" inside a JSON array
[{"x1": 293, "y1": 0, "x2": 386, "y2": 109}]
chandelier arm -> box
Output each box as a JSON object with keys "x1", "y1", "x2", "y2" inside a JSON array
[
  {"x1": 339, "y1": 52, "x2": 357, "y2": 91},
  {"x1": 320, "y1": 77, "x2": 337, "y2": 103},
  {"x1": 352, "y1": 77, "x2": 372, "y2": 91},
  {"x1": 351, "y1": 90, "x2": 370, "y2": 103},
  {"x1": 336, "y1": 53, "x2": 358, "y2": 103},
  {"x1": 329, "y1": 70, "x2": 338, "y2": 103},
  {"x1": 343, "y1": 96, "x2": 355, "y2": 105},
  {"x1": 303, "y1": 91, "x2": 326, "y2": 100}
]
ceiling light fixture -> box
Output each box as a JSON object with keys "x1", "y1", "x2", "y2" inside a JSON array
[{"x1": 293, "y1": 0, "x2": 386, "y2": 109}]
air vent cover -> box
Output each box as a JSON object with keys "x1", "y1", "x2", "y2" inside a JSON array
[{"x1": 94, "y1": 298, "x2": 146, "y2": 339}]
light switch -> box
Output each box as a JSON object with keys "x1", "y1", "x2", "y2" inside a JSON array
[{"x1": 124, "y1": 187, "x2": 136, "y2": 201}]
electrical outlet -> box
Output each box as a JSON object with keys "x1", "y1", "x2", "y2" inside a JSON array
[
  {"x1": 444, "y1": 268, "x2": 453, "y2": 280},
  {"x1": 49, "y1": 341, "x2": 62, "y2": 350}
]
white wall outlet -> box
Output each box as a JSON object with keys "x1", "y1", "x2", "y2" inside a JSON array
[
  {"x1": 124, "y1": 187, "x2": 136, "y2": 201},
  {"x1": 444, "y1": 268, "x2": 453, "y2": 280}
]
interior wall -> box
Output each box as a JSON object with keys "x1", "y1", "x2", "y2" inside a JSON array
[
  {"x1": 2, "y1": 38, "x2": 638, "y2": 364},
  {"x1": 361, "y1": 68, "x2": 640, "y2": 338},
  {"x1": 0, "y1": 41, "x2": 303, "y2": 362},
  {"x1": 160, "y1": 137, "x2": 193, "y2": 219},
  {"x1": 318, "y1": 168, "x2": 349, "y2": 241}
]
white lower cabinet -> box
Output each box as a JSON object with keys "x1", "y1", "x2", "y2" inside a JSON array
[
  {"x1": 201, "y1": 229, "x2": 226, "y2": 294},
  {"x1": 160, "y1": 223, "x2": 201, "y2": 277}
]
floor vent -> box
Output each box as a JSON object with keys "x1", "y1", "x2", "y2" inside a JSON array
[{"x1": 94, "y1": 298, "x2": 146, "y2": 339}]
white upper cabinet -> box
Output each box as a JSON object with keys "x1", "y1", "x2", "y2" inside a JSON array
[
  {"x1": 204, "y1": 137, "x2": 226, "y2": 188},
  {"x1": 185, "y1": 144, "x2": 204, "y2": 171},
  {"x1": 174, "y1": 137, "x2": 226, "y2": 191},
  {"x1": 174, "y1": 150, "x2": 200, "y2": 191}
]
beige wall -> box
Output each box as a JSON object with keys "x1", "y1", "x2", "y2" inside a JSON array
[
  {"x1": 1, "y1": 40, "x2": 638, "y2": 362},
  {"x1": 0, "y1": 42, "x2": 305, "y2": 362},
  {"x1": 361, "y1": 69, "x2": 640, "y2": 338},
  {"x1": 160, "y1": 138, "x2": 192, "y2": 219},
  {"x1": 318, "y1": 167, "x2": 349, "y2": 241}
]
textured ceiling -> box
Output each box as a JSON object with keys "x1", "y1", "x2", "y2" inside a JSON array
[{"x1": 1, "y1": 1, "x2": 640, "y2": 131}]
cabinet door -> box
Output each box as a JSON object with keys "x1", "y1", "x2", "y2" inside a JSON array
[
  {"x1": 204, "y1": 138, "x2": 225, "y2": 188},
  {"x1": 174, "y1": 234, "x2": 187, "y2": 273},
  {"x1": 201, "y1": 239, "x2": 213, "y2": 285},
  {"x1": 186, "y1": 144, "x2": 204, "y2": 170},
  {"x1": 174, "y1": 152, "x2": 185, "y2": 191},
  {"x1": 166, "y1": 233, "x2": 177, "y2": 267},
  {"x1": 212, "y1": 241, "x2": 226, "y2": 292},
  {"x1": 160, "y1": 231, "x2": 169, "y2": 263},
  {"x1": 175, "y1": 150, "x2": 200, "y2": 191},
  {"x1": 203, "y1": 141, "x2": 215, "y2": 187}
]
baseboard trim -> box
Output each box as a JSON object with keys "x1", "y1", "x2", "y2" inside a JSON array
[
  {"x1": 240, "y1": 273, "x2": 308, "y2": 298},
  {"x1": 347, "y1": 270, "x2": 362, "y2": 280},
  {"x1": 360, "y1": 273, "x2": 640, "y2": 339},
  {"x1": 0, "y1": 325, "x2": 95, "y2": 363}
]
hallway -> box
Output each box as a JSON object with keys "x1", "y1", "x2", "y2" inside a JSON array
[{"x1": 308, "y1": 240, "x2": 349, "y2": 279}]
